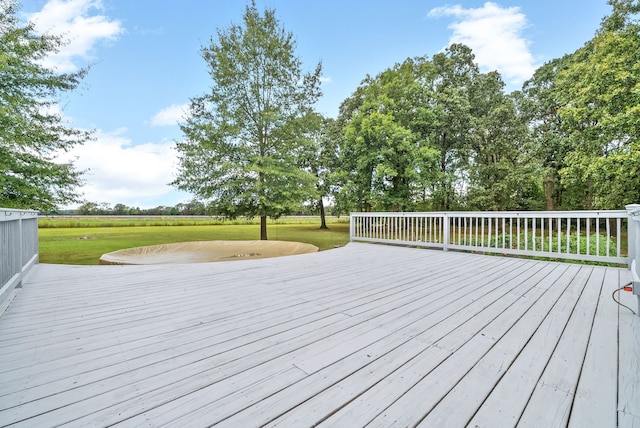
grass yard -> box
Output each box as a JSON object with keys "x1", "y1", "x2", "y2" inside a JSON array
[{"x1": 39, "y1": 216, "x2": 351, "y2": 265}]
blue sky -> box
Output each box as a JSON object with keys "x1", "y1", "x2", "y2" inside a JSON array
[{"x1": 20, "y1": 0, "x2": 612, "y2": 209}]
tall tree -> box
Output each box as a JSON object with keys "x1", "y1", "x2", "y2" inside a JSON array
[
  {"x1": 297, "y1": 112, "x2": 339, "y2": 229},
  {"x1": 465, "y1": 72, "x2": 543, "y2": 210},
  {"x1": 428, "y1": 44, "x2": 477, "y2": 210},
  {"x1": 520, "y1": 56, "x2": 574, "y2": 210},
  {"x1": 173, "y1": 2, "x2": 322, "y2": 239},
  {"x1": 338, "y1": 57, "x2": 438, "y2": 212},
  {"x1": 556, "y1": 0, "x2": 640, "y2": 209},
  {"x1": 0, "y1": 0, "x2": 89, "y2": 211}
]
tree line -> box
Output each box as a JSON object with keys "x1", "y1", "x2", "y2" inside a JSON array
[
  {"x1": 328, "y1": 0, "x2": 640, "y2": 214},
  {"x1": 172, "y1": 0, "x2": 640, "y2": 240},
  {"x1": 72, "y1": 200, "x2": 327, "y2": 216},
  {"x1": 2, "y1": 0, "x2": 639, "y2": 240}
]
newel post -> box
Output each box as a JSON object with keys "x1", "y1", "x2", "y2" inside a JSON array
[
  {"x1": 626, "y1": 204, "x2": 640, "y2": 315},
  {"x1": 349, "y1": 213, "x2": 355, "y2": 242}
]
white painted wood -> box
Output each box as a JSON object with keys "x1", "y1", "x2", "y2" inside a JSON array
[
  {"x1": 0, "y1": 243, "x2": 635, "y2": 427},
  {"x1": 363, "y1": 264, "x2": 590, "y2": 427},
  {"x1": 351, "y1": 210, "x2": 630, "y2": 264},
  {"x1": 617, "y1": 270, "x2": 640, "y2": 426},
  {"x1": 467, "y1": 266, "x2": 603, "y2": 427},
  {"x1": 267, "y1": 263, "x2": 561, "y2": 428},
  {"x1": 568, "y1": 268, "x2": 620, "y2": 428},
  {"x1": 517, "y1": 267, "x2": 608, "y2": 427},
  {"x1": 416, "y1": 266, "x2": 601, "y2": 427}
]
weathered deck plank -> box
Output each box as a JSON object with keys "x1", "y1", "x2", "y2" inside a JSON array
[
  {"x1": 617, "y1": 269, "x2": 640, "y2": 427},
  {"x1": 0, "y1": 243, "x2": 637, "y2": 427}
]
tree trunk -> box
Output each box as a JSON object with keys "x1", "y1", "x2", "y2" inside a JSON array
[
  {"x1": 545, "y1": 174, "x2": 555, "y2": 211},
  {"x1": 260, "y1": 216, "x2": 268, "y2": 240},
  {"x1": 319, "y1": 197, "x2": 328, "y2": 229},
  {"x1": 585, "y1": 179, "x2": 593, "y2": 210}
]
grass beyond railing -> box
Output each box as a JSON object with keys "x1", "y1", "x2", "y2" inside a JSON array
[
  {"x1": 350, "y1": 211, "x2": 629, "y2": 265},
  {"x1": 38, "y1": 216, "x2": 351, "y2": 265}
]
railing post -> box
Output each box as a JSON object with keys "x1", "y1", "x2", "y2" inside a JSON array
[
  {"x1": 626, "y1": 204, "x2": 640, "y2": 316},
  {"x1": 349, "y1": 213, "x2": 355, "y2": 242},
  {"x1": 443, "y1": 213, "x2": 450, "y2": 252}
]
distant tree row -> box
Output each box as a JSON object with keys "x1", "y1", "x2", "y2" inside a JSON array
[
  {"x1": 74, "y1": 200, "x2": 210, "y2": 216},
  {"x1": 72, "y1": 200, "x2": 328, "y2": 217}
]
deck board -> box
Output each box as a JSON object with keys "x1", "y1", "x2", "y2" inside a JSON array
[
  {"x1": 0, "y1": 243, "x2": 638, "y2": 427},
  {"x1": 617, "y1": 269, "x2": 640, "y2": 427}
]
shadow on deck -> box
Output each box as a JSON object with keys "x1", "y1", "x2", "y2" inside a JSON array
[{"x1": 0, "y1": 243, "x2": 638, "y2": 427}]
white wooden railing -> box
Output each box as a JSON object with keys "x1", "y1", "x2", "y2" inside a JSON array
[
  {"x1": 350, "y1": 210, "x2": 631, "y2": 265},
  {"x1": 0, "y1": 209, "x2": 39, "y2": 304}
]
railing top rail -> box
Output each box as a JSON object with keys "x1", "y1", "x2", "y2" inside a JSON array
[
  {"x1": 351, "y1": 210, "x2": 628, "y2": 218},
  {"x1": 0, "y1": 209, "x2": 38, "y2": 222}
]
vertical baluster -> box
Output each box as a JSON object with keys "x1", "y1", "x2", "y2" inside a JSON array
[
  {"x1": 596, "y1": 219, "x2": 600, "y2": 256},
  {"x1": 577, "y1": 218, "x2": 581, "y2": 255},
  {"x1": 509, "y1": 217, "x2": 513, "y2": 249},
  {"x1": 475, "y1": 216, "x2": 479, "y2": 247},
  {"x1": 532, "y1": 217, "x2": 536, "y2": 252},
  {"x1": 374, "y1": 216, "x2": 377, "y2": 240},
  {"x1": 566, "y1": 218, "x2": 571, "y2": 255},
  {"x1": 413, "y1": 216, "x2": 416, "y2": 242},
  {"x1": 617, "y1": 217, "x2": 621, "y2": 257},
  {"x1": 557, "y1": 216, "x2": 562, "y2": 253},
  {"x1": 586, "y1": 218, "x2": 591, "y2": 256},
  {"x1": 606, "y1": 217, "x2": 611, "y2": 257},
  {"x1": 466, "y1": 217, "x2": 470, "y2": 246}
]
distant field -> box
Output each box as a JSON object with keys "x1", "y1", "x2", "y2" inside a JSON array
[{"x1": 39, "y1": 216, "x2": 351, "y2": 265}]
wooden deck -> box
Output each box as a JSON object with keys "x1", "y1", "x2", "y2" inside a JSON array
[{"x1": 0, "y1": 243, "x2": 638, "y2": 427}]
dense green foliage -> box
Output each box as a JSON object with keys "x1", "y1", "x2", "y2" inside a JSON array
[
  {"x1": 332, "y1": 0, "x2": 639, "y2": 212},
  {"x1": 172, "y1": 2, "x2": 322, "y2": 239},
  {"x1": 0, "y1": 0, "x2": 89, "y2": 211},
  {"x1": 335, "y1": 45, "x2": 541, "y2": 212},
  {"x1": 555, "y1": 0, "x2": 640, "y2": 209}
]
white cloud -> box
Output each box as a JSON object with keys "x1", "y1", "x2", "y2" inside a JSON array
[
  {"x1": 149, "y1": 103, "x2": 188, "y2": 127},
  {"x1": 56, "y1": 128, "x2": 180, "y2": 207},
  {"x1": 320, "y1": 76, "x2": 332, "y2": 84},
  {"x1": 429, "y1": 2, "x2": 537, "y2": 86},
  {"x1": 28, "y1": 0, "x2": 124, "y2": 72}
]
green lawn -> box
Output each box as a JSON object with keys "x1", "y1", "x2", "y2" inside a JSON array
[{"x1": 38, "y1": 217, "x2": 351, "y2": 265}]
